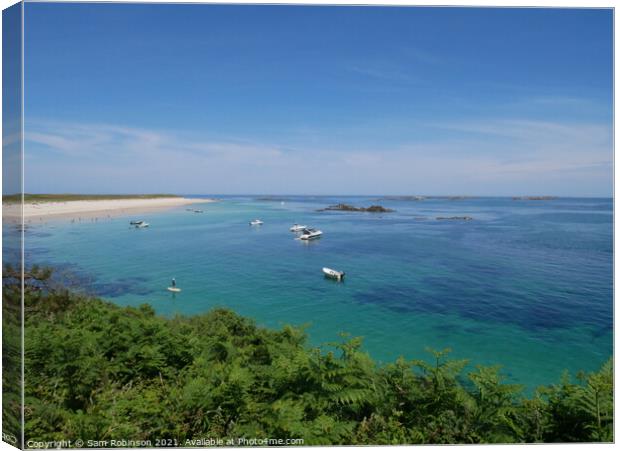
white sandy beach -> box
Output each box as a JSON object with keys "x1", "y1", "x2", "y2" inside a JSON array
[{"x1": 4, "y1": 197, "x2": 216, "y2": 222}]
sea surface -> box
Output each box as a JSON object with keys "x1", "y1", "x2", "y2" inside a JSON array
[{"x1": 11, "y1": 196, "x2": 613, "y2": 391}]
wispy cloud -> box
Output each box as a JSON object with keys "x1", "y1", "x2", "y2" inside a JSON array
[
  {"x1": 427, "y1": 118, "x2": 609, "y2": 139},
  {"x1": 24, "y1": 119, "x2": 305, "y2": 193},
  {"x1": 27, "y1": 120, "x2": 283, "y2": 162},
  {"x1": 423, "y1": 118, "x2": 611, "y2": 159},
  {"x1": 23, "y1": 116, "x2": 612, "y2": 196}
]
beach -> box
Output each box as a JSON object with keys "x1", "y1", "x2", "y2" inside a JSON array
[{"x1": 3, "y1": 197, "x2": 215, "y2": 222}]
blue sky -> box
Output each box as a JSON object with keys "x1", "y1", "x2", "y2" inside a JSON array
[
  {"x1": 23, "y1": 4, "x2": 613, "y2": 196},
  {"x1": 3, "y1": 2, "x2": 21, "y2": 195}
]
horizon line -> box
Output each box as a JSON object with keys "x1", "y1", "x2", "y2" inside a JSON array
[{"x1": 5, "y1": 192, "x2": 613, "y2": 199}]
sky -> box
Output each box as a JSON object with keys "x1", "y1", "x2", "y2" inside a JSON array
[
  {"x1": 3, "y1": 2, "x2": 21, "y2": 195},
  {"x1": 22, "y1": 4, "x2": 613, "y2": 196}
]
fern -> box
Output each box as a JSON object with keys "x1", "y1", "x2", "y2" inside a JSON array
[{"x1": 17, "y1": 269, "x2": 614, "y2": 445}]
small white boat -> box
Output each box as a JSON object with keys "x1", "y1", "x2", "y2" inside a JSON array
[
  {"x1": 134, "y1": 221, "x2": 149, "y2": 228},
  {"x1": 300, "y1": 228, "x2": 322, "y2": 240},
  {"x1": 250, "y1": 219, "x2": 264, "y2": 226},
  {"x1": 323, "y1": 267, "x2": 345, "y2": 281},
  {"x1": 194, "y1": 209, "x2": 204, "y2": 213},
  {"x1": 290, "y1": 224, "x2": 307, "y2": 232},
  {"x1": 129, "y1": 220, "x2": 144, "y2": 225},
  {"x1": 167, "y1": 287, "x2": 181, "y2": 293}
]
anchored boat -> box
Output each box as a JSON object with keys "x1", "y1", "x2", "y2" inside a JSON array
[
  {"x1": 290, "y1": 224, "x2": 307, "y2": 232},
  {"x1": 249, "y1": 219, "x2": 264, "y2": 226},
  {"x1": 300, "y1": 228, "x2": 322, "y2": 240},
  {"x1": 323, "y1": 267, "x2": 345, "y2": 281}
]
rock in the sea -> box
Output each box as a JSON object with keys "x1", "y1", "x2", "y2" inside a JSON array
[
  {"x1": 319, "y1": 203, "x2": 395, "y2": 213},
  {"x1": 365, "y1": 205, "x2": 394, "y2": 212}
]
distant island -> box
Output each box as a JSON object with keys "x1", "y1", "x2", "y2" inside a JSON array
[
  {"x1": 379, "y1": 195, "x2": 426, "y2": 201},
  {"x1": 427, "y1": 196, "x2": 474, "y2": 201},
  {"x1": 318, "y1": 203, "x2": 395, "y2": 213},
  {"x1": 377, "y1": 195, "x2": 474, "y2": 201},
  {"x1": 512, "y1": 196, "x2": 558, "y2": 201}
]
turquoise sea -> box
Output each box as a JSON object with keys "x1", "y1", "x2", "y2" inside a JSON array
[{"x1": 14, "y1": 196, "x2": 613, "y2": 391}]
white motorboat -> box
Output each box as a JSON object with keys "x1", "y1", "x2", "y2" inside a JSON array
[
  {"x1": 290, "y1": 224, "x2": 307, "y2": 232},
  {"x1": 300, "y1": 228, "x2": 322, "y2": 240},
  {"x1": 130, "y1": 220, "x2": 144, "y2": 225},
  {"x1": 323, "y1": 267, "x2": 345, "y2": 281},
  {"x1": 134, "y1": 221, "x2": 149, "y2": 228},
  {"x1": 249, "y1": 219, "x2": 264, "y2": 226},
  {"x1": 194, "y1": 209, "x2": 204, "y2": 213}
]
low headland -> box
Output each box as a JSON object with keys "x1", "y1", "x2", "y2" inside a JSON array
[{"x1": 3, "y1": 194, "x2": 216, "y2": 222}]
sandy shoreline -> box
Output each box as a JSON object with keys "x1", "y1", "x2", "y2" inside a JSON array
[{"x1": 3, "y1": 197, "x2": 216, "y2": 223}]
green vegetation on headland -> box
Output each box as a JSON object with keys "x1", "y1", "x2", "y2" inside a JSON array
[
  {"x1": 3, "y1": 266, "x2": 612, "y2": 446},
  {"x1": 2, "y1": 194, "x2": 181, "y2": 204}
]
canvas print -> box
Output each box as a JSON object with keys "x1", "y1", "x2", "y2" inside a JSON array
[{"x1": 2, "y1": 2, "x2": 614, "y2": 448}]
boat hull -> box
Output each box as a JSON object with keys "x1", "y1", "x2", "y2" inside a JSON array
[
  {"x1": 300, "y1": 233, "x2": 321, "y2": 240},
  {"x1": 300, "y1": 229, "x2": 322, "y2": 240},
  {"x1": 323, "y1": 267, "x2": 344, "y2": 280}
]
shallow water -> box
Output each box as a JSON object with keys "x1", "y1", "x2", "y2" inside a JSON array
[{"x1": 15, "y1": 196, "x2": 613, "y2": 391}]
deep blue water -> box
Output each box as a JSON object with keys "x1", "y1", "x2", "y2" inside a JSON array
[{"x1": 13, "y1": 196, "x2": 613, "y2": 391}]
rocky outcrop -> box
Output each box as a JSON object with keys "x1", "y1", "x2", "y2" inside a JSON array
[{"x1": 318, "y1": 203, "x2": 395, "y2": 213}]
